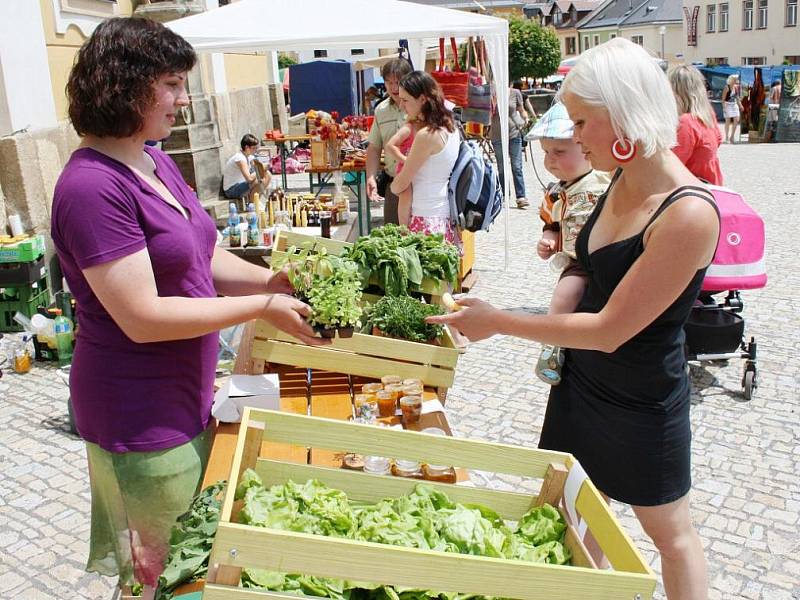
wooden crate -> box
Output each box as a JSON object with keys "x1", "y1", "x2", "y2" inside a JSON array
[
  {"x1": 270, "y1": 230, "x2": 451, "y2": 297},
  {"x1": 203, "y1": 409, "x2": 656, "y2": 600},
  {"x1": 251, "y1": 317, "x2": 461, "y2": 391}
]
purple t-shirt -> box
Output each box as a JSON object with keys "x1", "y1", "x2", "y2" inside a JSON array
[{"x1": 51, "y1": 146, "x2": 219, "y2": 453}]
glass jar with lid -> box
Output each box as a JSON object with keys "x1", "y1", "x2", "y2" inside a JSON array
[
  {"x1": 363, "y1": 456, "x2": 391, "y2": 476},
  {"x1": 399, "y1": 394, "x2": 422, "y2": 424},
  {"x1": 422, "y1": 463, "x2": 457, "y2": 484},
  {"x1": 375, "y1": 390, "x2": 397, "y2": 418},
  {"x1": 362, "y1": 382, "x2": 383, "y2": 395},
  {"x1": 391, "y1": 459, "x2": 423, "y2": 479},
  {"x1": 381, "y1": 375, "x2": 402, "y2": 386}
]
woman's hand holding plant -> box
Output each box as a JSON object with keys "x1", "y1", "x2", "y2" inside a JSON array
[
  {"x1": 265, "y1": 268, "x2": 294, "y2": 295},
  {"x1": 262, "y1": 294, "x2": 330, "y2": 346}
]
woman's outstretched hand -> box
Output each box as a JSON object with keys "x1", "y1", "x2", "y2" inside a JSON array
[
  {"x1": 425, "y1": 297, "x2": 501, "y2": 342},
  {"x1": 262, "y1": 294, "x2": 330, "y2": 346}
]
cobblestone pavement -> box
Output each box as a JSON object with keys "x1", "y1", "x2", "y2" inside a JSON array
[{"x1": 1, "y1": 140, "x2": 799, "y2": 599}]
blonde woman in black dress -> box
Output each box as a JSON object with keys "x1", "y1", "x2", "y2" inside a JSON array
[{"x1": 429, "y1": 39, "x2": 719, "y2": 600}]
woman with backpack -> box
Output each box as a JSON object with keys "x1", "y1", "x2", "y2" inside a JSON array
[
  {"x1": 428, "y1": 39, "x2": 720, "y2": 599},
  {"x1": 390, "y1": 71, "x2": 460, "y2": 246}
]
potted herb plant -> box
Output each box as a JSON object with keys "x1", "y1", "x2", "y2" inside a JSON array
[
  {"x1": 366, "y1": 295, "x2": 445, "y2": 344},
  {"x1": 306, "y1": 262, "x2": 363, "y2": 338}
]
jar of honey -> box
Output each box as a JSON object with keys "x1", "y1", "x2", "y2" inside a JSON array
[
  {"x1": 353, "y1": 394, "x2": 377, "y2": 421},
  {"x1": 422, "y1": 464, "x2": 457, "y2": 484},
  {"x1": 402, "y1": 378, "x2": 423, "y2": 388},
  {"x1": 391, "y1": 459, "x2": 423, "y2": 479},
  {"x1": 362, "y1": 382, "x2": 383, "y2": 395},
  {"x1": 376, "y1": 390, "x2": 397, "y2": 417},
  {"x1": 401, "y1": 384, "x2": 423, "y2": 398},
  {"x1": 381, "y1": 375, "x2": 402, "y2": 386},
  {"x1": 386, "y1": 382, "x2": 405, "y2": 398},
  {"x1": 399, "y1": 394, "x2": 422, "y2": 424}
]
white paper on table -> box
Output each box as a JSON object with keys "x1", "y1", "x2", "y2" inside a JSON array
[
  {"x1": 393, "y1": 397, "x2": 445, "y2": 417},
  {"x1": 563, "y1": 460, "x2": 589, "y2": 538},
  {"x1": 212, "y1": 374, "x2": 281, "y2": 423}
]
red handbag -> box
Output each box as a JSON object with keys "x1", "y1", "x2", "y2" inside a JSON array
[{"x1": 431, "y1": 38, "x2": 469, "y2": 107}]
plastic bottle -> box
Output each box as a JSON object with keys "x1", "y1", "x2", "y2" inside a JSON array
[
  {"x1": 237, "y1": 216, "x2": 249, "y2": 248},
  {"x1": 246, "y1": 203, "x2": 260, "y2": 247},
  {"x1": 53, "y1": 308, "x2": 73, "y2": 367},
  {"x1": 228, "y1": 203, "x2": 241, "y2": 247}
]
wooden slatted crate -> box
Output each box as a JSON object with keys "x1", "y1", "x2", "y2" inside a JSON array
[
  {"x1": 203, "y1": 408, "x2": 657, "y2": 600},
  {"x1": 251, "y1": 317, "x2": 461, "y2": 395}
]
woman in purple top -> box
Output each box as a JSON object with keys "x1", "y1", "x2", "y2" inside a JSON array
[{"x1": 50, "y1": 18, "x2": 325, "y2": 597}]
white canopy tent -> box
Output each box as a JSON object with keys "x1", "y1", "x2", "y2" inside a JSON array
[{"x1": 169, "y1": 0, "x2": 512, "y2": 266}]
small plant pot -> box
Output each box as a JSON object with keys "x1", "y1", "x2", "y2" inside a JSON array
[
  {"x1": 313, "y1": 324, "x2": 337, "y2": 339},
  {"x1": 337, "y1": 326, "x2": 355, "y2": 338}
]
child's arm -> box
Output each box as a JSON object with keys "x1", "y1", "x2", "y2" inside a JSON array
[
  {"x1": 386, "y1": 124, "x2": 412, "y2": 163},
  {"x1": 537, "y1": 229, "x2": 559, "y2": 260}
]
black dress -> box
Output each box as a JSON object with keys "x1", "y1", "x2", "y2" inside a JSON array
[{"x1": 539, "y1": 176, "x2": 719, "y2": 506}]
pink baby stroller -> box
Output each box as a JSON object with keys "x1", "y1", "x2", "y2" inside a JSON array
[{"x1": 684, "y1": 185, "x2": 767, "y2": 400}]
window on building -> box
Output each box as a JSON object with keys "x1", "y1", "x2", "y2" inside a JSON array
[
  {"x1": 787, "y1": 0, "x2": 798, "y2": 25},
  {"x1": 583, "y1": 35, "x2": 590, "y2": 50},
  {"x1": 719, "y1": 3, "x2": 729, "y2": 30},
  {"x1": 313, "y1": 50, "x2": 328, "y2": 58},
  {"x1": 593, "y1": 34, "x2": 600, "y2": 45},
  {"x1": 743, "y1": 0, "x2": 754, "y2": 28},
  {"x1": 707, "y1": 57, "x2": 729, "y2": 65},
  {"x1": 631, "y1": 35, "x2": 644, "y2": 45},
  {"x1": 566, "y1": 37, "x2": 577, "y2": 55},
  {"x1": 757, "y1": 0, "x2": 768, "y2": 27},
  {"x1": 707, "y1": 4, "x2": 717, "y2": 31},
  {"x1": 784, "y1": 54, "x2": 800, "y2": 63},
  {"x1": 610, "y1": 32, "x2": 617, "y2": 38},
  {"x1": 742, "y1": 56, "x2": 767, "y2": 64},
  {"x1": 350, "y1": 49, "x2": 365, "y2": 55}
]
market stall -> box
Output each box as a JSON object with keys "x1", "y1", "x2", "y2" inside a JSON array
[{"x1": 168, "y1": 0, "x2": 514, "y2": 267}]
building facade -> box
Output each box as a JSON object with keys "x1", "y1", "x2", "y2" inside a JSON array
[
  {"x1": 576, "y1": 0, "x2": 683, "y2": 59},
  {"x1": 0, "y1": 0, "x2": 286, "y2": 236},
  {"x1": 682, "y1": 0, "x2": 800, "y2": 65}
]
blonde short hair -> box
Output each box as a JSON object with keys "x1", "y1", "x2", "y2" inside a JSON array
[
  {"x1": 558, "y1": 38, "x2": 677, "y2": 157},
  {"x1": 668, "y1": 65, "x2": 717, "y2": 129}
]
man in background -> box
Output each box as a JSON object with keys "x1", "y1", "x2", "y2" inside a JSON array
[{"x1": 366, "y1": 58, "x2": 413, "y2": 224}]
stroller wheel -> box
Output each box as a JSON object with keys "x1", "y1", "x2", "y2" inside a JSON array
[{"x1": 742, "y1": 369, "x2": 757, "y2": 401}]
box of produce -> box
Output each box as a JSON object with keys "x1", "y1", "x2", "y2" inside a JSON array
[
  {"x1": 0, "y1": 234, "x2": 46, "y2": 263},
  {"x1": 266, "y1": 229, "x2": 464, "y2": 391},
  {"x1": 271, "y1": 227, "x2": 458, "y2": 298},
  {"x1": 199, "y1": 409, "x2": 656, "y2": 600}
]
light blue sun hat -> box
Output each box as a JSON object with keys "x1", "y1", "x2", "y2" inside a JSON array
[{"x1": 526, "y1": 101, "x2": 574, "y2": 140}]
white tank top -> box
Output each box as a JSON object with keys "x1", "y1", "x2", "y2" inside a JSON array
[{"x1": 411, "y1": 128, "x2": 460, "y2": 219}]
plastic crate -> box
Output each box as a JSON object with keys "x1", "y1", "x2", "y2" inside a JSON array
[
  {"x1": 0, "y1": 234, "x2": 46, "y2": 263},
  {"x1": 1, "y1": 275, "x2": 49, "y2": 303},
  {"x1": 0, "y1": 286, "x2": 51, "y2": 332},
  {"x1": 0, "y1": 256, "x2": 47, "y2": 285}
]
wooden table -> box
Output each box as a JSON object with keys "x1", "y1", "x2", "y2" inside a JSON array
[{"x1": 266, "y1": 134, "x2": 312, "y2": 190}]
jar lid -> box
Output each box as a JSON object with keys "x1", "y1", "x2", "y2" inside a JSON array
[
  {"x1": 363, "y1": 456, "x2": 391, "y2": 474},
  {"x1": 426, "y1": 463, "x2": 452, "y2": 473},
  {"x1": 400, "y1": 394, "x2": 422, "y2": 405},
  {"x1": 395, "y1": 459, "x2": 421, "y2": 471},
  {"x1": 421, "y1": 427, "x2": 446, "y2": 436}
]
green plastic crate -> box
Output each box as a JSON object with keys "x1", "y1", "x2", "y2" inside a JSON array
[
  {"x1": 0, "y1": 234, "x2": 46, "y2": 263},
  {"x1": 1, "y1": 275, "x2": 49, "y2": 303},
  {"x1": 0, "y1": 286, "x2": 51, "y2": 332}
]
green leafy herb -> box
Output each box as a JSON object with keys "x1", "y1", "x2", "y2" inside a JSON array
[
  {"x1": 155, "y1": 481, "x2": 226, "y2": 600},
  {"x1": 343, "y1": 225, "x2": 459, "y2": 296},
  {"x1": 306, "y1": 261, "x2": 363, "y2": 330},
  {"x1": 366, "y1": 295, "x2": 445, "y2": 343}
]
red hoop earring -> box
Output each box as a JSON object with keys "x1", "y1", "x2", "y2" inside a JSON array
[{"x1": 611, "y1": 138, "x2": 636, "y2": 162}]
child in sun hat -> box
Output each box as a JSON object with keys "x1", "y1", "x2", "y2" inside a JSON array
[{"x1": 527, "y1": 102, "x2": 611, "y2": 385}]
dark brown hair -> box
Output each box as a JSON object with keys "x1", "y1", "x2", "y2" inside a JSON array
[
  {"x1": 240, "y1": 134, "x2": 259, "y2": 150},
  {"x1": 67, "y1": 17, "x2": 196, "y2": 138},
  {"x1": 399, "y1": 71, "x2": 454, "y2": 133},
  {"x1": 380, "y1": 58, "x2": 413, "y2": 82}
]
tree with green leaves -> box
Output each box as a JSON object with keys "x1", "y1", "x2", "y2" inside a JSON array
[
  {"x1": 507, "y1": 16, "x2": 561, "y2": 81},
  {"x1": 278, "y1": 54, "x2": 298, "y2": 69}
]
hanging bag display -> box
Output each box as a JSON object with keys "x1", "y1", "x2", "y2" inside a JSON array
[
  {"x1": 462, "y1": 38, "x2": 494, "y2": 125},
  {"x1": 431, "y1": 37, "x2": 469, "y2": 107}
]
